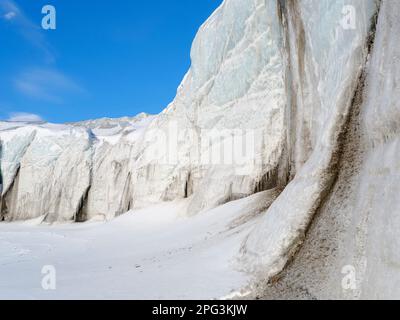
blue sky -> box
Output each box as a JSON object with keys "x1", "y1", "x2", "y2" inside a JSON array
[{"x1": 0, "y1": 0, "x2": 222, "y2": 123}]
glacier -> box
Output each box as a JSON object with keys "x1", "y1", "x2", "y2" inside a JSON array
[{"x1": 1, "y1": 0, "x2": 400, "y2": 299}]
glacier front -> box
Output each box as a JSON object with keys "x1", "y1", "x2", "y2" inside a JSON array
[{"x1": 1, "y1": 0, "x2": 400, "y2": 300}]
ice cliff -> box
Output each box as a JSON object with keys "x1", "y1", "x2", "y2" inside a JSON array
[{"x1": 1, "y1": 0, "x2": 399, "y2": 299}]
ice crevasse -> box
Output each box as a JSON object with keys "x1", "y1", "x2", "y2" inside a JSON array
[{"x1": 1, "y1": 0, "x2": 400, "y2": 299}]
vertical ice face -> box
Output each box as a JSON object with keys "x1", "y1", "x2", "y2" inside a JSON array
[
  {"x1": 0, "y1": 116, "x2": 154, "y2": 222},
  {"x1": 282, "y1": 0, "x2": 377, "y2": 174},
  {"x1": 165, "y1": 0, "x2": 289, "y2": 212},
  {"x1": 0, "y1": 124, "x2": 93, "y2": 222},
  {"x1": 340, "y1": 0, "x2": 400, "y2": 299},
  {"x1": 242, "y1": 0, "x2": 378, "y2": 281},
  {"x1": 176, "y1": 0, "x2": 285, "y2": 118},
  {"x1": 243, "y1": 0, "x2": 400, "y2": 300},
  {"x1": 0, "y1": 127, "x2": 37, "y2": 198}
]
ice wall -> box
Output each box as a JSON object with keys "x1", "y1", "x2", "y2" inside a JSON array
[
  {"x1": 242, "y1": 0, "x2": 378, "y2": 281},
  {"x1": 253, "y1": 0, "x2": 400, "y2": 299},
  {"x1": 0, "y1": 116, "x2": 153, "y2": 222}
]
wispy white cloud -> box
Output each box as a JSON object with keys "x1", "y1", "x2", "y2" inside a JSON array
[
  {"x1": 3, "y1": 10, "x2": 16, "y2": 20},
  {"x1": 0, "y1": 0, "x2": 54, "y2": 62},
  {"x1": 0, "y1": 0, "x2": 19, "y2": 18},
  {"x1": 1, "y1": 1, "x2": 88, "y2": 108},
  {"x1": 7, "y1": 112, "x2": 44, "y2": 122},
  {"x1": 14, "y1": 68, "x2": 85, "y2": 103}
]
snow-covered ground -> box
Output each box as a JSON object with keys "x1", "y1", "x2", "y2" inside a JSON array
[{"x1": 0, "y1": 192, "x2": 274, "y2": 299}]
